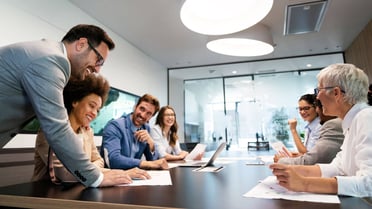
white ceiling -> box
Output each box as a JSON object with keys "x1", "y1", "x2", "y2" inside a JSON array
[{"x1": 69, "y1": 0, "x2": 372, "y2": 75}]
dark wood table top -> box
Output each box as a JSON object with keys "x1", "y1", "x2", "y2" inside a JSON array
[{"x1": 0, "y1": 160, "x2": 371, "y2": 209}]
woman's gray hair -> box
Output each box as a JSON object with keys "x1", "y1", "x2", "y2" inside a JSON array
[{"x1": 317, "y1": 63, "x2": 369, "y2": 105}]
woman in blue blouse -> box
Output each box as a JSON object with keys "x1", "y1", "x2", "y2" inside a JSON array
[{"x1": 288, "y1": 94, "x2": 321, "y2": 155}]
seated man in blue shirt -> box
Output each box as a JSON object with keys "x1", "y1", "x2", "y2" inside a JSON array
[{"x1": 101, "y1": 94, "x2": 168, "y2": 170}]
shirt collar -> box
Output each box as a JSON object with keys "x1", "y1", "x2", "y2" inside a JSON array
[
  {"x1": 306, "y1": 116, "x2": 320, "y2": 131},
  {"x1": 342, "y1": 103, "x2": 369, "y2": 134},
  {"x1": 128, "y1": 113, "x2": 145, "y2": 132}
]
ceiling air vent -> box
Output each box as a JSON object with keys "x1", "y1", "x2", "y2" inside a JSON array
[{"x1": 284, "y1": 0, "x2": 328, "y2": 35}]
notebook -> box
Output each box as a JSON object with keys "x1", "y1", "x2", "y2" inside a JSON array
[{"x1": 179, "y1": 142, "x2": 226, "y2": 167}]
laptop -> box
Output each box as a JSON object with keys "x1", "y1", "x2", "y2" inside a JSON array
[{"x1": 179, "y1": 142, "x2": 226, "y2": 168}]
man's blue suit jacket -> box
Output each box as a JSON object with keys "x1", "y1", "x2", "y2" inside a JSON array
[{"x1": 101, "y1": 113, "x2": 159, "y2": 169}]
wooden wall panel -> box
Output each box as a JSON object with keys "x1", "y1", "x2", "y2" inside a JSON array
[{"x1": 345, "y1": 20, "x2": 372, "y2": 83}]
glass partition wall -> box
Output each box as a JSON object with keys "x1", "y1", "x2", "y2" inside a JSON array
[
  {"x1": 169, "y1": 53, "x2": 344, "y2": 151},
  {"x1": 182, "y1": 78, "x2": 225, "y2": 150}
]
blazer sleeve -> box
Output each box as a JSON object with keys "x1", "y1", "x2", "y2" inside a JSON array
[
  {"x1": 22, "y1": 54, "x2": 100, "y2": 186},
  {"x1": 279, "y1": 118, "x2": 344, "y2": 165}
]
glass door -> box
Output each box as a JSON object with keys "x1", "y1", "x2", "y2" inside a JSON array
[
  {"x1": 224, "y1": 76, "x2": 257, "y2": 149},
  {"x1": 224, "y1": 71, "x2": 320, "y2": 150}
]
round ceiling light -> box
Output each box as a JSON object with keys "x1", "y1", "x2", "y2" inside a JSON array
[
  {"x1": 206, "y1": 23, "x2": 274, "y2": 57},
  {"x1": 180, "y1": 0, "x2": 274, "y2": 35}
]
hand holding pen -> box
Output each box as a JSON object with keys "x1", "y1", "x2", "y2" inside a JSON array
[
  {"x1": 134, "y1": 128, "x2": 151, "y2": 143},
  {"x1": 135, "y1": 128, "x2": 155, "y2": 152}
]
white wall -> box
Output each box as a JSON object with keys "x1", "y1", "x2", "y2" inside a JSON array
[{"x1": 1, "y1": 0, "x2": 167, "y2": 148}]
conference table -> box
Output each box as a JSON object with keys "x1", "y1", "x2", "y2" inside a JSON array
[{"x1": 0, "y1": 156, "x2": 371, "y2": 209}]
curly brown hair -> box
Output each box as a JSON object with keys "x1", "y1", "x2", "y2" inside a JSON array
[{"x1": 63, "y1": 74, "x2": 110, "y2": 114}]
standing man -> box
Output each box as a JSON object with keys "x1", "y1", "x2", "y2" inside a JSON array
[
  {"x1": 270, "y1": 63, "x2": 372, "y2": 197},
  {"x1": 101, "y1": 94, "x2": 168, "y2": 170},
  {"x1": 0, "y1": 24, "x2": 147, "y2": 187}
]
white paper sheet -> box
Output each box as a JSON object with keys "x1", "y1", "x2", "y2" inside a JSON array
[
  {"x1": 119, "y1": 170, "x2": 172, "y2": 186},
  {"x1": 185, "y1": 143, "x2": 206, "y2": 160},
  {"x1": 270, "y1": 141, "x2": 292, "y2": 157},
  {"x1": 243, "y1": 176, "x2": 340, "y2": 204}
]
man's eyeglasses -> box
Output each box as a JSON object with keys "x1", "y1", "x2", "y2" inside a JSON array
[
  {"x1": 87, "y1": 41, "x2": 104, "y2": 67},
  {"x1": 296, "y1": 106, "x2": 313, "y2": 111},
  {"x1": 314, "y1": 86, "x2": 345, "y2": 95}
]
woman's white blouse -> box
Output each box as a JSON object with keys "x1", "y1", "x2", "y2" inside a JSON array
[{"x1": 151, "y1": 124, "x2": 182, "y2": 158}]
